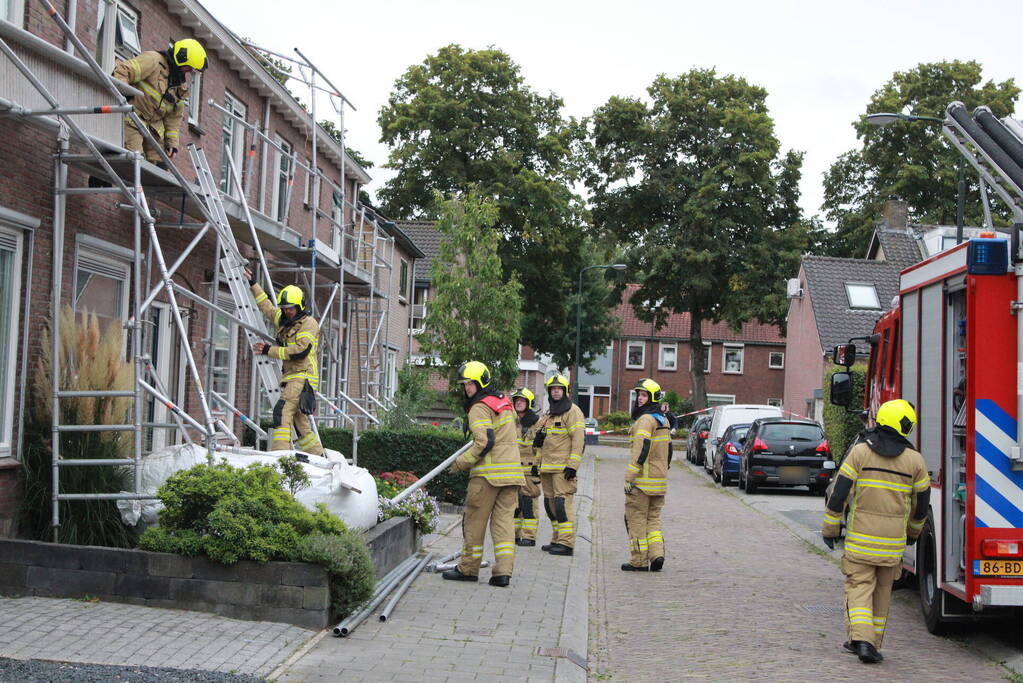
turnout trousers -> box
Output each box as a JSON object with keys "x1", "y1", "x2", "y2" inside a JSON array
[
  {"x1": 540, "y1": 471, "x2": 577, "y2": 548},
  {"x1": 624, "y1": 489, "x2": 665, "y2": 567},
  {"x1": 514, "y1": 476, "x2": 542, "y2": 541},
  {"x1": 458, "y1": 476, "x2": 518, "y2": 577},
  {"x1": 270, "y1": 379, "x2": 324, "y2": 455},
  {"x1": 123, "y1": 119, "x2": 165, "y2": 163},
  {"x1": 843, "y1": 555, "x2": 899, "y2": 648}
]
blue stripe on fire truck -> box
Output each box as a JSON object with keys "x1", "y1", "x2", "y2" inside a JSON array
[{"x1": 975, "y1": 399, "x2": 1023, "y2": 529}]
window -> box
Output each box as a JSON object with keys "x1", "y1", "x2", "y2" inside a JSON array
[
  {"x1": 399, "y1": 259, "x2": 409, "y2": 301},
  {"x1": 845, "y1": 282, "x2": 881, "y2": 310},
  {"x1": 1, "y1": 0, "x2": 24, "y2": 27},
  {"x1": 271, "y1": 138, "x2": 293, "y2": 222},
  {"x1": 626, "y1": 341, "x2": 645, "y2": 369},
  {"x1": 219, "y1": 93, "x2": 247, "y2": 196},
  {"x1": 210, "y1": 293, "x2": 238, "y2": 416},
  {"x1": 74, "y1": 246, "x2": 130, "y2": 336},
  {"x1": 689, "y1": 342, "x2": 711, "y2": 373},
  {"x1": 96, "y1": 0, "x2": 140, "y2": 70},
  {"x1": 0, "y1": 227, "x2": 22, "y2": 456},
  {"x1": 187, "y1": 72, "x2": 203, "y2": 125},
  {"x1": 707, "y1": 394, "x2": 736, "y2": 407},
  {"x1": 411, "y1": 286, "x2": 428, "y2": 332},
  {"x1": 302, "y1": 159, "x2": 313, "y2": 207},
  {"x1": 658, "y1": 343, "x2": 677, "y2": 371},
  {"x1": 941, "y1": 235, "x2": 959, "y2": 252},
  {"x1": 331, "y1": 190, "x2": 344, "y2": 255},
  {"x1": 768, "y1": 351, "x2": 785, "y2": 369},
  {"x1": 723, "y1": 344, "x2": 744, "y2": 374},
  {"x1": 382, "y1": 349, "x2": 398, "y2": 400},
  {"x1": 767, "y1": 398, "x2": 783, "y2": 407},
  {"x1": 761, "y1": 422, "x2": 824, "y2": 441}
]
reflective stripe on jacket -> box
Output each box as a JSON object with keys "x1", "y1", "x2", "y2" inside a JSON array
[
  {"x1": 112, "y1": 51, "x2": 188, "y2": 141},
  {"x1": 455, "y1": 400, "x2": 525, "y2": 487},
  {"x1": 252, "y1": 283, "x2": 320, "y2": 389},
  {"x1": 516, "y1": 417, "x2": 541, "y2": 472},
  {"x1": 537, "y1": 404, "x2": 585, "y2": 473}
]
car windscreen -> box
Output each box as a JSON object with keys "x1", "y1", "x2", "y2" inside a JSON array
[{"x1": 760, "y1": 423, "x2": 823, "y2": 442}]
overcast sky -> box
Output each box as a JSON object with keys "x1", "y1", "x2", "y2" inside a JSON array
[{"x1": 203, "y1": 0, "x2": 1021, "y2": 222}]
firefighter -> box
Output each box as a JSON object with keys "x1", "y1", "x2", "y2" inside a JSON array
[
  {"x1": 822, "y1": 399, "x2": 930, "y2": 664},
  {"x1": 511, "y1": 388, "x2": 542, "y2": 546},
  {"x1": 623, "y1": 378, "x2": 670, "y2": 571},
  {"x1": 444, "y1": 362, "x2": 525, "y2": 587},
  {"x1": 245, "y1": 268, "x2": 323, "y2": 456},
  {"x1": 112, "y1": 39, "x2": 207, "y2": 167},
  {"x1": 535, "y1": 374, "x2": 585, "y2": 556}
]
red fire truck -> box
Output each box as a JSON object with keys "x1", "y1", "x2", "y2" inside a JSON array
[{"x1": 829, "y1": 101, "x2": 1023, "y2": 632}]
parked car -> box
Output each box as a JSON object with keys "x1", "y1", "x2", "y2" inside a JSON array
[
  {"x1": 738, "y1": 417, "x2": 835, "y2": 494},
  {"x1": 704, "y1": 404, "x2": 783, "y2": 474},
  {"x1": 686, "y1": 414, "x2": 713, "y2": 465},
  {"x1": 712, "y1": 423, "x2": 750, "y2": 486}
]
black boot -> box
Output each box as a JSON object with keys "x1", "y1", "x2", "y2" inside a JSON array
[
  {"x1": 548, "y1": 544, "x2": 573, "y2": 556},
  {"x1": 855, "y1": 640, "x2": 882, "y2": 664},
  {"x1": 541, "y1": 542, "x2": 557, "y2": 551},
  {"x1": 650, "y1": 557, "x2": 665, "y2": 572},
  {"x1": 621, "y1": 563, "x2": 649, "y2": 571},
  {"x1": 441, "y1": 567, "x2": 478, "y2": 582},
  {"x1": 488, "y1": 575, "x2": 510, "y2": 587},
  {"x1": 516, "y1": 538, "x2": 535, "y2": 547},
  {"x1": 843, "y1": 641, "x2": 857, "y2": 654}
]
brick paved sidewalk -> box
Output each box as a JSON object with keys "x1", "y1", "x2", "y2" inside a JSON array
[
  {"x1": 277, "y1": 457, "x2": 595, "y2": 682},
  {"x1": 589, "y1": 447, "x2": 1008, "y2": 682},
  {"x1": 0, "y1": 596, "x2": 312, "y2": 677}
]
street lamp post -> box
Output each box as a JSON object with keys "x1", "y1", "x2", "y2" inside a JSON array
[
  {"x1": 865, "y1": 111, "x2": 966, "y2": 244},
  {"x1": 573, "y1": 263, "x2": 627, "y2": 407}
]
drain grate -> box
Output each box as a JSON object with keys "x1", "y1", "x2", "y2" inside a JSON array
[
  {"x1": 797, "y1": 604, "x2": 844, "y2": 615},
  {"x1": 536, "y1": 646, "x2": 587, "y2": 670}
]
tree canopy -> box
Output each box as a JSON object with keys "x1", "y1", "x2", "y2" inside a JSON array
[{"x1": 822, "y1": 60, "x2": 1019, "y2": 256}]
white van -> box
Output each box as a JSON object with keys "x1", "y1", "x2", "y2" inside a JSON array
[{"x1": 704, "y1": 404, "x2": 783, "y2": 473}]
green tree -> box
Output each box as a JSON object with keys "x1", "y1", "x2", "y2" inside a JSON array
[
  {"x1": 822, "y1": 60, "x2": 1019, "y2": 256},
  {"x1": 418, "y1": 191, "x2": 523, "y2": 402},
  {"x1": 377, "y1": 44, "x2": 618, "y2": 370},
  {"x1": 244, "y1": 39, "x2": 291, "y2": 86},
  {"x1": 588, "y1": 69, "x2": 809, "y2": 409},
  {"x1": 318, "y1": 120, "x2": 375, "y2": 169}
]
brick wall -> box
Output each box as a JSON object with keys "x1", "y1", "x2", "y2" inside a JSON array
[{"x1": 783, "y1": 269, "x2": 825, "y2": 419}]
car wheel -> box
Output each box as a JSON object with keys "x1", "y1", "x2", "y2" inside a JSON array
[
  {"x1": 745, "y1": 471, "x2": 758, "y2": 494},
  {"x1": 721, "y1": 474, "x2": 731, "y2": 487},
  {"x1": 712, "y1": 467, "x2": 720, "y2": 483},
  {"x1": 738, "y1": 468, "x2": 747, "y2": 492},
  {"x1": 918, "y1": 516, "x2": 950, "y2": 635}
]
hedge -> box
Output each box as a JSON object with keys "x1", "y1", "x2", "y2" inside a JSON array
[{"x1": 823, "y1": 363, "x2": 868, "y2": 464}]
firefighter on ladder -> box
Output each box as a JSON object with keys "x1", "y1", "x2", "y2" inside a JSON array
[
  {"x1": 511, "y1": 388, "x2": 542, "y2": 546},
  {"x1": 623, "y1": 378, "x2": 670, "y2": 571},
  {"x1": 112, "y1": 39, "x2": 207, "y2": 168},
  {"x1": 245, "y1": 268, "x2": 323, "y2": 456},
  {"x1": 822, "y1": 399, "x2": 930, "y2": 664},
  {"x1": 535, "y1": 374, "x2": 585, "y2": 557},
  {"x1": 444, "y1": 362, "x2": 525, "y2": 587}
]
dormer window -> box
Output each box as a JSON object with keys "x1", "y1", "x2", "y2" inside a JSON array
[{"x1": 845, "y1": 282, "x2": 880, "y2": 310}]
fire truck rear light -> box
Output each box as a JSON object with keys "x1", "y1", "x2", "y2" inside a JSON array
[{"x1": 982, "y1": 540, "x2": 1023, "y2": 557}]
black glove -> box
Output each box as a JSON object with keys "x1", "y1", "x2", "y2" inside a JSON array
[
  {"x1": 906, "y1": 536, "x2": 917, "y2": 546},
  {"x1": 530, "y1": 465, "x2": 539, "y2": 477},
  {"x1": 532, "y1": 428, "x2": 547, "y2": 448},
  {"x1": 822, "y1": 536, "x2": 838, "y2": 550},
  {"x1": 563, "y1": 467, "x2": 577, "y2": 481},
  {"x1": 257, "y1": 343, "x2": 270, "y2": 355}
]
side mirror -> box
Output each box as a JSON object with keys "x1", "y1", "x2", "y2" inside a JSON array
[
  {"x1": 832, "y1": 344, "x2": 857, "y2": 367},
  {"x1": 830, "y1": 372, "x2": 853, "y2": 408}
]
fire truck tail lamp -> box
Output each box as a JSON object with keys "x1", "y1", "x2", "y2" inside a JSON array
[
  {"x1": 981, "y1": 540, "x2": 1023, "y2": 558},
  {"x1": 967, "y1": 237, "x2": 1008, "y2": 275}
]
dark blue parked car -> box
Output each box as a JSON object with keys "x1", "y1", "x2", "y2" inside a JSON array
[{"x1": 713, "y1": 423, "x2": 750, "y2": 487}]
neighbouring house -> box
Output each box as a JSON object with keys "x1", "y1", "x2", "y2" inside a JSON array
[{"x1": 578, "y1": 285, "x2": 787, "y2": 418}]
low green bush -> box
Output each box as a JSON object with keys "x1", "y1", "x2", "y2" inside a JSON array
[
  {"x1": 823, "y1": 363, "x2": 868, "y2": 463},
  {"x1": 291, "y1": 532, "x2": 375, "y2": 619},
  {"x1": 598, "y1": 411, "x2": 631, "y2": 432}
]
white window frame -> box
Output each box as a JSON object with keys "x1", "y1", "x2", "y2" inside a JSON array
[
  {"x1": 689, "y1": 342, "x2": 711, "y2": 373},
  {"x1": 271, "y1": 137, "x2": 293, "y2": 223},
  {"x1": 707, "y1": 393, "x2": 736, "y2": 407},
  {"x1": 96, "y1": 0, "x2": 140, "y2": 71},
  {"x1": 219, "y1": 93, "x2": 247, "y2": 197},
  {"x1": 767, "y1": 398, "x2": 783, "y2": 407},
  {"x1": 187, "y1": 72, "x2": 203, "y2": 126},
  {"x1": 722, "y1": 344, "x2": 744, "y2": 375},
  {"x1": 768, "y1": 350, "x2": 785, "y2": 369},
  {"x1": 382, "y1": 348, "x2": 398, "y2": 399},
  {"x1": 398, "y1": 259, "x2": 409, "y2": 302},
  {"x1": 411, "y1": 285, "x2": 428, "y2": 333},
  {"x1": 0, "y1": 226, "x2": 23, "y2": 456},
  {"x1": 627, "y1": 389, "x2": 637, "y2": 408},
  {"x1": 209, "y1": 292, "x2": 238, "y2": 419},
  {"x1": 330, "y1": 189, "x2": 344, "y2": 255},
  {"x1": 845, "y1": 282, "x2": 881, "y2": 310},
  {"x1": 2, "y1": 0, "x2": 25, "y2": 27},
  {"x1": 73, "y1": 243, "x2": 131, "y2": 326},
  {"x1": 625, "y1": 341, "x2": 645, "y2": 370},
  {"x1": 658, "y1": 342, "x2": 677, "y2": 371}
]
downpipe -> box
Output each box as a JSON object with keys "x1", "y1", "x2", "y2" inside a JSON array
[{"x1": 379, "y1": 553, "x2": 432, "y2": 622}]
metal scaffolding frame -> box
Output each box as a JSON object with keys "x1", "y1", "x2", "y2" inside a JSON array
[{"x1": 0, "y1": 0, "x2": 397, "y2": 538}]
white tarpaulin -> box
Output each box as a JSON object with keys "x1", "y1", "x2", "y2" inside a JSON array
[{"x1": 117, "y1": 444, "x2": 379, "y2": 530}]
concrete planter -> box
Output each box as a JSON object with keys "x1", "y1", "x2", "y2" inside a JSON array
[{"x1": 0, "y1": 516, "x2": 419, "y2": 630}]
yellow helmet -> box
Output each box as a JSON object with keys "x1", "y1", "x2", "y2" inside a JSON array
[
  {"x1": 634, "y1": 378, "x2": 662, "y2": 402},
  {"x1": 545, "y1": 374, "x2": 570, "y2": 394},
  {"x1": 511, "y1": 388, "x2": 535, "y2": 411},
  {"x1": 457, "y1": 361, "x2": 491, "y2": 388},
  {"x1": 277, "y1": 285, "x2": 305, "y2": 311},
  {"x1": 876, "y1": 399, "x2": 916, "y2": 437},
  {"x1": 172, "y1": 38, "x2": 208, "y2": 72}
]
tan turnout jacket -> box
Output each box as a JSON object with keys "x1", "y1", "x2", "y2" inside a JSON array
[
  {"x1": 516, "y1": 415, "x2": 542, "y2": 475},
  {"x1": 113, "y1": 51, "x2": 189, "y2": 146},
  {"x1": 537, "y1": 404, "x2": 585, "y2": 474},
  {"x1": 252, "y1": 283, "x2": 320, "y2": 389},
  {"x1": 452, "y1": 394, "x2": 526, "y2": 487},
  {"x1": 626, "y1": 412, "x2": 670, "y2": 495}
]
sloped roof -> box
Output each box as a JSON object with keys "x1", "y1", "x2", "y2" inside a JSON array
[
  {"x1": 617, "y1": 285, "x2": 784, "y2": 345},
  {"x1": 395, "y1": 221, "x2": 440, "y2": 282},
  {"x1": 801, "y1": 257, "x2": 900, "y2": 352},
  {"x1": 868, "y1": 229, "x2": 923, "y2": 273}
]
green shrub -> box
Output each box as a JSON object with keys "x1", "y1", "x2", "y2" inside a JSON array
[
  {"x1": 139, "y1": 460, "x2": 346, "y2": 564},
  {"x1": 823, "y1": 363, "x2": 868, "y2": 463},
  {"x1": 598, "y1": 411, "x2": 631, "y2": 432},
  {"x1": 291, "y1": 532, "x2": 376, "y2": 619}
]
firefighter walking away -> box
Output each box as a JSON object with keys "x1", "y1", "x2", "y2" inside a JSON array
[
  {"x1": 623, "y1": 378, "x2": 670, "y2": 571},
  {"x1": 822, "y1": 399, "x2": 930, "y2": 664},
  {"x1": 246, "y1": 268, "x2": 323, "y2": 456}
]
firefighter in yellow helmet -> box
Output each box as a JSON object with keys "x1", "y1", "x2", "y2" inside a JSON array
[
  {"x1": 822, "y1": 399, "x2": 929, "y2": 664},
  {"x1": 444, "y1": 362, "x2": 525, "y2": 586},
  {"x1": 245, "y1": 268, "x2": 323, "y2": 456},
  {"x1": 112, "y1": 39, "x2": 208, "y2": 168},
  {"x1": 623, "y1": 378, "x2": 670, "y2": 571},
  {"x1": 511, "y1": 388, "x2": 542, "y2": 546},
  {"x1": 535, "y1": 374, "x2": 585, "y2": 556}
]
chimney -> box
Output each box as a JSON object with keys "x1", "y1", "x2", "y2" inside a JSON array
[{"x1": 881, "y1": 196, "x2": 908, "y2": 229}]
